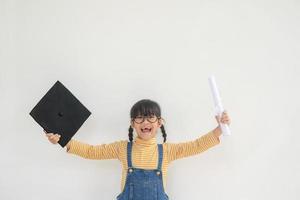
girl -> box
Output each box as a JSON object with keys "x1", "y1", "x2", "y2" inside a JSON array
[{"x1": 46, "y1": 99, "x2": 231, "y2": 200}]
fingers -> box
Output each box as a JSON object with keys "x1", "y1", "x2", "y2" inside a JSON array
[
  {"x1": 221, "y1": 111, "x2": 230, "y2": 125},
  {"x1": 50, "y1": 134, "x2": 61, "y2": 144},
  {"x1": 216, "y1": 111, "x2": 231, "y2": 125},
  {"x1": 44, "y1": 131, "x2": 61, "y2": 144}
]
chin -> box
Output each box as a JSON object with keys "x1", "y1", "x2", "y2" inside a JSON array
[{"x1": 138, "y1": 134, "x2": 153, "y2": 140}]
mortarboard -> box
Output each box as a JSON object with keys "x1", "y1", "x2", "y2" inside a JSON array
[{"x1": 30, "y1": 81, "x2": 91, "y2": 147}]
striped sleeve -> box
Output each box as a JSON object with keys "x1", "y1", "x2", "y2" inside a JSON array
[
  {"x1": 66, "y1": 139, "x2": 126, "y2": 160},
  {"x1": 165, "y1": 131, "x2": 220, "y2": 162}
]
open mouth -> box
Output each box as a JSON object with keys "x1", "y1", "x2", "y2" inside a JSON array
[{"x1": 141, "y1": 128, "x2": 152, "y2": 133}]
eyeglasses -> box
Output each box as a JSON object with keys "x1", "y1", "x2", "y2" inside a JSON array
[{"x1": 132, "y1": 115, "x2": 160, "y2": 124}]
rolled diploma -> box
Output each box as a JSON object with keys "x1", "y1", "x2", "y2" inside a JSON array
[{"x1": 208, "y1": 75, "x2": 231, "y2": 136}]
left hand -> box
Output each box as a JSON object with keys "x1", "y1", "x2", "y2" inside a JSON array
[
  {"x1": 215, "y1": 110, "x2": 231, "y2": 125},
  {"x1": 213, "y1": 111, "x2": 231, "y2": 137}
]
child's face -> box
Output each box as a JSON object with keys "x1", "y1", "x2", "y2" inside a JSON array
[{"x1": 131, "y1": 115, "x2": 163, "y2": 141}]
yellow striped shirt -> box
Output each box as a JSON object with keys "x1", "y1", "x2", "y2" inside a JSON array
[{"x1": 66, "y1": 131, "x2": 220, "y2": 192}]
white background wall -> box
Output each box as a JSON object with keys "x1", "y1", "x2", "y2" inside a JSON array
[{"x1": 1, "y1": 0, "x2": 299, "y2": 199}]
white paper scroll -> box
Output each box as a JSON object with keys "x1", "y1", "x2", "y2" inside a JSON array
[{"x1": 208, "y1": 75, "x2": 231, "y2": 136}]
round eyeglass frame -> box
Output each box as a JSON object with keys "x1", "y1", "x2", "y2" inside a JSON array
[{"x1": 132, "y1": 115, "x2": 161, "y2": 124}]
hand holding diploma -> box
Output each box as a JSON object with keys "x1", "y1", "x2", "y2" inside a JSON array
[
  {"x1": 213, "y1": 111, "x2": 231, "y2": 137},
  {"x1": 209, "y1": 75, "x2": 231, "y2": 136}
]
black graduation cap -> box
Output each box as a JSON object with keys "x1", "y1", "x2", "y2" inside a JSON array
[{"x1": 30, "y1": 81, "x2": 91, "y2": 147}]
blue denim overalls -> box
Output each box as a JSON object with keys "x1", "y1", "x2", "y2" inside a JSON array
[{"x1": 116, "y1": 142, "x2": 169, "y2": 200}]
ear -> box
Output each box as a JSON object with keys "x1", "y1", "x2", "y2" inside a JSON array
[
  {"x1": 130, "y1": 121, "x2": 134, "y2": 128},
  {"x1": 158, "y1": 118, "x2": 164, "y2": 128}
]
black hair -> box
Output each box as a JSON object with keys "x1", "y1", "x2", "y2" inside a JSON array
[{"x1": 128, "y1": 99, "x2": 167, "y2": 143}]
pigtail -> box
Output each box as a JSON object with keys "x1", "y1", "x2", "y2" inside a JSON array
[
  {"x1": 128, "y1": 125, "x2": 133, "y2": 142},
  {"x1": 161, "y1": 125, "x2": 167, "y2": 143}
]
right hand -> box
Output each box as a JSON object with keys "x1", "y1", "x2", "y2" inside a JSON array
[{"x1": 44, "y1": 130, "x2": 61, "y2": 144}]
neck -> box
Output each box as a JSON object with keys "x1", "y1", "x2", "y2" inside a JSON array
[{"x1": 134, "y1": 136, "x2": 157, "y2": 146}]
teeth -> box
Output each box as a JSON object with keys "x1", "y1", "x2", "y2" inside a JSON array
[{"x1": 142, "y1": 128, "x2": 151, "y2": 132}]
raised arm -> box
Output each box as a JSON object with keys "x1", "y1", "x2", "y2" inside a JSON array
[
  {"x1": 165, "y1": 130, "x2": 220, "y2": 162},
  {"x1": 45, "y1": 130, "x2": 125, "y2": 160},
  {"x1": 165, "y1": 111, "x2": 230, "y2": 162},
  {"x1": 65, "y1": 139, "x2": 125, "y2": 160}
]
